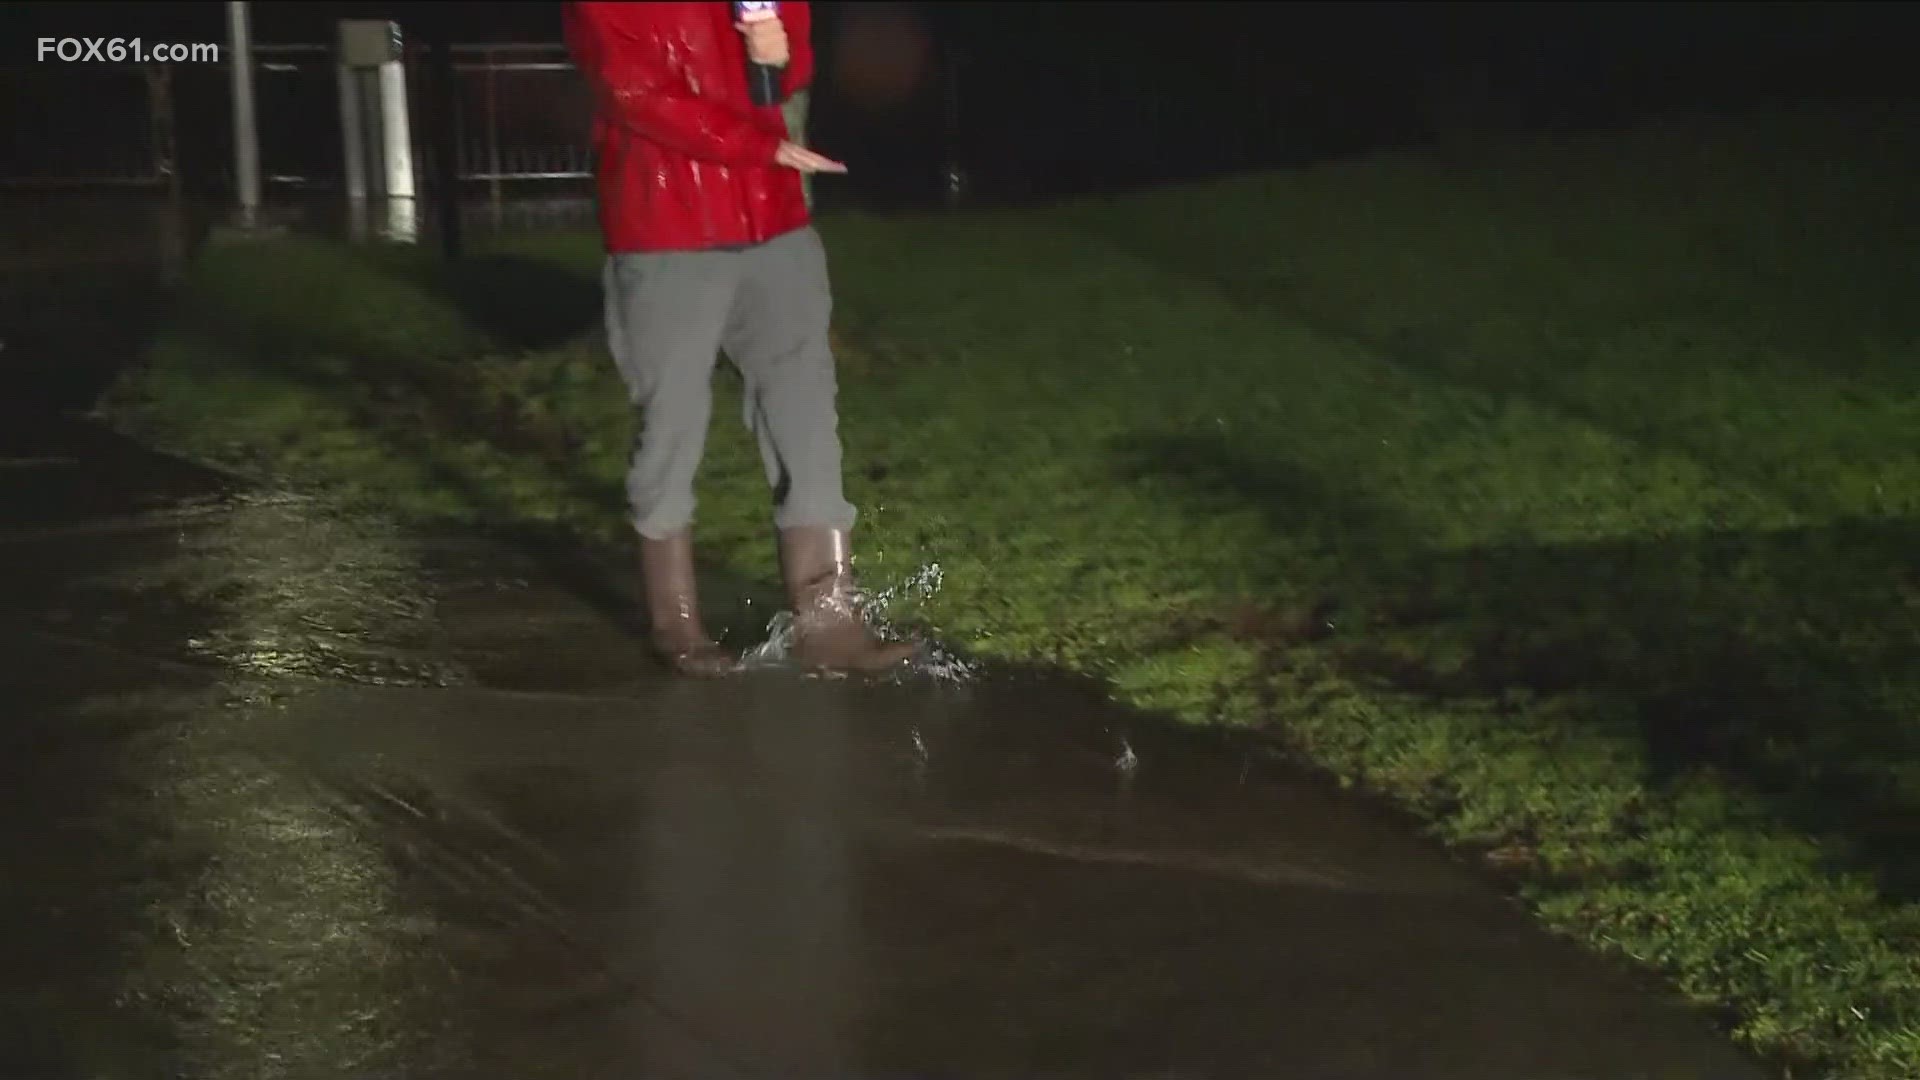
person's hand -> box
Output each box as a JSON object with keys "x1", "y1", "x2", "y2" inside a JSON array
[
  {"x1": 774, "y1": 141, "x2": 847, "y2": 174},
  {"x1": 736, "y1": 13, "x2": 790, "y2": 67}
]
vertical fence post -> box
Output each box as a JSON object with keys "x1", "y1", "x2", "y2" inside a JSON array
[
  {"x1": 146, "y1": 63, "x2": 180, "y2": 203},
  {"x1": 337, "y1": 23, "x2": 368, "y2": 238},
  {"x1": 378, "y1": 56, "x2": 416, "y2": 202},
  {"x1": 338, "y1": 68, "x2": 365, "y2": 203},
  {"x1": 226, "y1": 1, "x2": 262, "y2": 227},
  {"x1": 942, "y1": 43, "x2": 965, "y2": 207},
  {"x1": 148, "y1": 62, "x2": 188, "y2": 284},
  {"x1": 485, "y1": 47, "x2": 504, "y2": 229},
  {"x1": 337, "y1": 20, "x2": 416, "y2": 242},
  {"x1": 377, "y1": 23, "x2": 417, "y2": 241},
  {"x1": 428, "y1": 27, "x2": 462, "y2": 260}
]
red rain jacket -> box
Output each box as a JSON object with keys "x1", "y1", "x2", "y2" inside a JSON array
[{"x1": 564, "y1": 1, "x2": 814, "y2": 253}]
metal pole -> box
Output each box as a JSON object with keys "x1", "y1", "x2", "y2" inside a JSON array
[
  {"x1": 147, "y1": 63, "x2": 180, "y2": 203},
  {"x1": 485, "y1": 48, "x2": 503, "y2": 228},
  {"x1": 147, "y1": 63, "x2": 187, "y2": 284},
  {"x1": 376, "y1": 30, "x2": 417, "y2": 244},
  {"x1": 428, "y1": 29, "x2": 462, "y2": 260},
  {"x1": 378, "y1": 59, "x2": 416, "y2": 202},
  {"x1": 338, "y1": 61, "x2": 367, "y2": 204},
  {"x1": 226, "y1": 1, "x2": 261, "y2": 226},
  {"x1": 942, "y1": 43, "x2": 965, "y2": 208},
  {"x1": 363, "y1": 68, "x2": 386, "y2": 200}
]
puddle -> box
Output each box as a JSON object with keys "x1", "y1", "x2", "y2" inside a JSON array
[{"x1": 0, "y1": 419, "x2": 1773, "y2": 1080}]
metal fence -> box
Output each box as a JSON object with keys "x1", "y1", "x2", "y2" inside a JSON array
[
  {"x1": 0, "y1": 34, "x2": 1307, "y2": 213},
  {"x1": 0, "y1": 43, "x2": 593, "y2": 197},
  {"x1": 252, "y1": 42, "x2": 593, "y2": 193}
]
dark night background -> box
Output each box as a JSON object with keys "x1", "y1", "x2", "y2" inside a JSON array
[{"x1": 3, "y1": 1, "x2": 1917, "y2": 211}]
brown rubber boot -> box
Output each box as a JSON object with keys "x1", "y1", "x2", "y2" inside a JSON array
[
  {"x1": 639, "y1": 532, "x2": 738, "y2": 677},
  {"x1": 777, "y1": 526, "x2": 918, "y2": 674}
]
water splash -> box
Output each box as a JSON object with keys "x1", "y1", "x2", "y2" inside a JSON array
[
  {"x1": 739, "y1": 609, "x2": 800, "y2": 671},
  {"x1": 738, "y1": 561, "x2": 978, "y2": 683},
  {"x1": 864, "y1": 560, "x2": 946, "y2": 611}
]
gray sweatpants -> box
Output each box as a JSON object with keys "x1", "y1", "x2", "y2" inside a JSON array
[{"x1": 602, "y1": 226, "x2": 857, "y2": 540}]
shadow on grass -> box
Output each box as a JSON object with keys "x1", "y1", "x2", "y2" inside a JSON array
[
  {"x1": 415, "y1": 252, "x2": 604, "y2": 353},
  {"x1": 331, "y1": 385, "x2": 654, "y2": 643},
  {"x1": 164, "y1": 244, "x2": 689, "y2": 652},
  {"x1": 1, "y1": 195, "x2": 198, "y2": 422},
  {"x1": 1112, "y1": 431, "x2": 1920, "y2": 901},
  {"x1": 374, "y1": 251, "x2": 798, "y2": 647},
  {"x1": 1078, "y1": 112, "x2": 1920, "y2": 516}
]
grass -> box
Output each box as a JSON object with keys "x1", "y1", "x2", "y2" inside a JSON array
[{"x1": 106, "y1": 101, "x2": 1920, "y2": 1077}]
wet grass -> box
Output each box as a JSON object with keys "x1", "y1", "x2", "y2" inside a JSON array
[{"x1": 105, "y1": 102, "x2": 1920, "y2": 1077}]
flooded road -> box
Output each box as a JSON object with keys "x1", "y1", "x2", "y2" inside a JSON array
[{"x1": 0, "y1": 415, "x2": 1773, "y2": 1078}]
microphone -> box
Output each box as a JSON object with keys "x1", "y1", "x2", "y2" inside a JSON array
[{"x1": 733, "y1": 0, "x2": 783, "y2": 107}]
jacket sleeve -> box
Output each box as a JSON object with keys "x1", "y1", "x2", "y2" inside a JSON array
[
  {"x1": 781, "y1": 2, "x2": 815, "y2": 99},
  {"x1": 565, "y1": 2, "x2": 784, "y2": 168}
]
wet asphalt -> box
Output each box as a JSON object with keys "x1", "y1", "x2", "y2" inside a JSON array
[{"x1": 0, "y1": 408, "x2": 1778, "y2": 1080}]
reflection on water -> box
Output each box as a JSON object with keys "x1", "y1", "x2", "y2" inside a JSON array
[
  {"x1": 78, "y1": 497, "x2": 466, "y2": 1078},
  {"x1": 637, "y1": 683, "x2": 860, "y2": 1075}
]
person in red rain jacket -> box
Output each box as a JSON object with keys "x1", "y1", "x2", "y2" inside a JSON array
[{"x1": 564, "y1": 2, "x2": 918, "y2": 676}]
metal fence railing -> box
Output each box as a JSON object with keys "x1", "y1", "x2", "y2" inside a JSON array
[
  {"x1": 0, "y1": 34, "x2": 1292, "y2": 211},
  {"x1": 248, "y1": 41, "x2": 593, "y2": 195},
  {"x1": 0, "y1": 43, "x2": 593, "y2": 197},
  {"x1": 450, "y1": 47, "x2": 595, "y2": 184}
]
